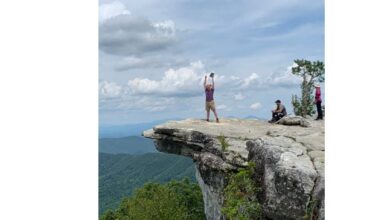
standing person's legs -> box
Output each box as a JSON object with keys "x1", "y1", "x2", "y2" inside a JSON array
[
  {"x1": 206, "y1": 102, "x2": 211, "y2": 121},
  {"x1": 316, "y1": 101, "x2": 323, "y2": 119},
  {"x1": 210, "y1": 101, "x2": 219, "y2": 122}
]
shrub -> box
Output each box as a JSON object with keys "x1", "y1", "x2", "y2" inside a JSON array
[
  {"x1": 222, "y1": 162, "x2": 262, "y2": 220},
  {"x1": 217, "y1": 135, "x2": 229, "y2": 152}
]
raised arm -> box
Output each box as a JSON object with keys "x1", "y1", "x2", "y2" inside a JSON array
[
  {"x1": 211, "y1": 76, "x2": 215, "y2": 89},
  {"x1": 204, "y1": 75, "x2": 207, "y2": 89}
]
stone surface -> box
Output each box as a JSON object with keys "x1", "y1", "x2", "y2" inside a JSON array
[
  {"x1": 276, "y1": 116, "x2": 311, "y2": 127},
  {"x1": 143, "y1": 118, "x2": 324, "y2": 220}
]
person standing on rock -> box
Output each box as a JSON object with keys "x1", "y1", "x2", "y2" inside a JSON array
[
  {"x1": 314, "y1": 83, "x2": 323, "y2": 120},
  {"x1": 204, "y1": 73, "x2": 219, "y2": 123},
  {"x1": 269, "y1": 100, "x2": 287, "y2": 123}
]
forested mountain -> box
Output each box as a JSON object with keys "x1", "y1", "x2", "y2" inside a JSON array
[{"x1": 99, "y1": 152, "x2": 196, "y2": 214}]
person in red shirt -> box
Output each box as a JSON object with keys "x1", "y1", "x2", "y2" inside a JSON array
[{"x1": 314, "y1": 83, "x2": 323, "y2": 120}]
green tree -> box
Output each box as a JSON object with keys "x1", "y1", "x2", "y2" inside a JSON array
[
  {"x1": 100, "y1": 179, "x2": 206, "y2": 220},
  {"x1": 167, "y1": 178, "x2": 206, "y2": 220},
  {"x1": 222, "y1": 162, "x2": 261, "y2": 220},
  {"x1": 291, "y1": 59, "x2": 325, "y2": 117}
]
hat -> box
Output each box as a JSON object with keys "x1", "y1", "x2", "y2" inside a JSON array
[
  {"x1": 314, "y1": 83, "x2": 320, "y2": 87},
  {"x1": 275, "y1": 100, "x2": 281, "y2": 103},
  {"x1": 209, "y1": 72, "x2": 215, "y2": 78}
]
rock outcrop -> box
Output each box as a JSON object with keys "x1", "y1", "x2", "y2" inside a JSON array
[{"x1": 143, "y1": 118, "x2": 324, "y2": 220}]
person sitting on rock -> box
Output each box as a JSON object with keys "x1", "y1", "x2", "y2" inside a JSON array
[
  {"x1": 269, "y1": 100, "x2": 287, "y2": 123},
  {"x1": 204, "y1": 73, "x2": 219, "y2": 123}
]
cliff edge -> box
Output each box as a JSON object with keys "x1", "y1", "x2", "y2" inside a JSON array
[{"x1": 143, "y1": 118, "x2": 324, "y2": 220}]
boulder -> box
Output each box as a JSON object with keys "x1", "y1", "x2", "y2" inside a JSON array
[{"x1": 276, "y1": 116, "x2": 311, "y2": 127}]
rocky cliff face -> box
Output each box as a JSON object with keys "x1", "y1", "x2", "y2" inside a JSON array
[{"x1": 143, "y1": 118, "x2": 324, "y2": 220}]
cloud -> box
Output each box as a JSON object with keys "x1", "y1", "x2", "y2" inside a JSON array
[
  {"x1": 234, "y1": 92, "x2": 245, "y2": 100},
  {"x1": 250, "y1": 102, "x2": 262, "y2": 110},
  {"x1": 127, "y1": 61, "x2": 205, "y2": 97},
  {"x1": 99, "y1": 14, "x2": 177, "y2": 56},
  {"x1": 144, "y1": 106, "x2": 167, "y2": 112},
  {"x1": 115, "y1": 57, "x2": 156, "y2": 71},
  {"x1": 99, "y1": 81, "x2": 122, "y2": 98},
  {"x1": 268, "y1": 64, "x2": 301, "y2": 87},
  {"x1": 241, "y1": 73, "x2": 261, "y2": 88},
  {"x1": 115, "y1": 56, "x2": 188, "y2": 71},
  {"x1": 99, "y1": 83, "x2": 176, "y2": 113},
  {"x1": 249, "y1": 22, "x2": 324, "y2": 43},
  {"x1": 125, "y1": 61, "x2": 302, "y2": 98},
  {"x1": 99, "y1": 1, "x2": 130, "y2": 23},
  {"x1": 218, "y1": 104, "x2": 227, "y2": 110}
]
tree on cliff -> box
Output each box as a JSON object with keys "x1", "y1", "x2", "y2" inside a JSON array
[
  {"x1": 222, "y1": 162, "x2": 261, "y2": 220},
  {"x1": 100, "y1": 178, "x2": 206, "y2": 220},
  {"x1": 291, "y1": 59, "x2": 325, "y2": 117}
]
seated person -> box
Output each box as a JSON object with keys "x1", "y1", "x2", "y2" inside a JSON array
[{"x1": 269, "y1": 100, "x2": 287, "y2": 123}]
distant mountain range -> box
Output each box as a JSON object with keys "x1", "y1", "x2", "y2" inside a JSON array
[
  {"x1": 99, "y1": 117, "x2": 266, "y2": 138},
  {"x1": 99, "y1": 119, "x2": 180, "y2": 138},
  {"x1": 99, "y1": 136, "x2": 157, "y2": 154},
  {"x1": 225, "y1": 115, "x2": 267, "y2": 120}
]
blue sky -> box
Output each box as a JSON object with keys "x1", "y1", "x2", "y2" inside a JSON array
[{"x1": 99, "y1": 0, "x2": 324, "y2": 125}]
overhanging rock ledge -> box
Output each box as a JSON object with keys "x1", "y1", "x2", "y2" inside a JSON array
[{"x1": 143, "y1": 118, "x2": 324, "y2": 220}]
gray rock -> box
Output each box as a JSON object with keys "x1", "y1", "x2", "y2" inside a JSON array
[
  {"x1": 276, "y1": 116, "x2": 311, "y2": 127},
  {"x1": 143, "y1": 118, "x2": 324, "y2": 220},
  {"x1": 247, "y1": 139, "x2": 317, "y2": 219}
]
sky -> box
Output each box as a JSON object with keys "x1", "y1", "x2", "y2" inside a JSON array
[{"x1": 99, "y1": 0, "x2": 324, "y2": 125}]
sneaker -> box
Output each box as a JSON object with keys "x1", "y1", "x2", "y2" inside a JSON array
[
  {"x1": 216, "y1": 118, "x2": 220, "y2": 123},
  {"x1": 206, "y1": 119, "x2": 210, "y2": 122}
]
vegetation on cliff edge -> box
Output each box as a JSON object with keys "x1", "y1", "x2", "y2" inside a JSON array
[
  {"x1": 222, "y1": 162, "x2": 262, "y2": 220},
  {"x1": 291, "y1": 59, "x2": 325, "y2": 117},
  {"x1": 100, "y1": 178, "x2": 206, "y2": 220}
]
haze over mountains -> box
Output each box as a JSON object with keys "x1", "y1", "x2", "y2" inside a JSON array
[
  {"x1": 99, "y1": 119, "x2": 178, "y2": 138},
  {"x1": 99, "y1": 136, "x2": 156, "y2": 154},
  {"x1": 99, "y1": 116, "x2": 267, "y2": 138}
]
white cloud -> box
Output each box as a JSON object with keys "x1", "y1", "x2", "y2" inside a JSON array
[
  {"x1": 127, "y1": 61, "x2": 205, "y2": 97},
  {"x1": 153, "y1": 20, "x2": 176, "y2": 37},
  {"x1": 145, "y1": 106, "x2": 167, "y2": 112},
  {"x1": 218, "y1": 104, "x2": 227, "y2": 110},
  {"x1": 115, "y1": 57, "x2": 149, "y2": 70},
  {"x1": 115, "y1": 55, "x2": 189, "y2": 71},
  {"x1": 242, "y1": 73, "x2": 259, "y2": 87},
  {"x1": 269, "y1": 64, "x2": 301, "y2": 87},
  {"x1": 99, "y1": 1, "x2": 130, "y2": 23},
  {"x1": 99, "y1": 81, "x2": 122, "y2": 98},
  {"x1": 250, "y1": 102, "x2": 262, "y2": 110},
  {"x1": 124, "y1": 62, "x2": 302, "y2": 98},
  {"x1": 234, "y1": 92, "x2": 245, "y2": 100}
]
